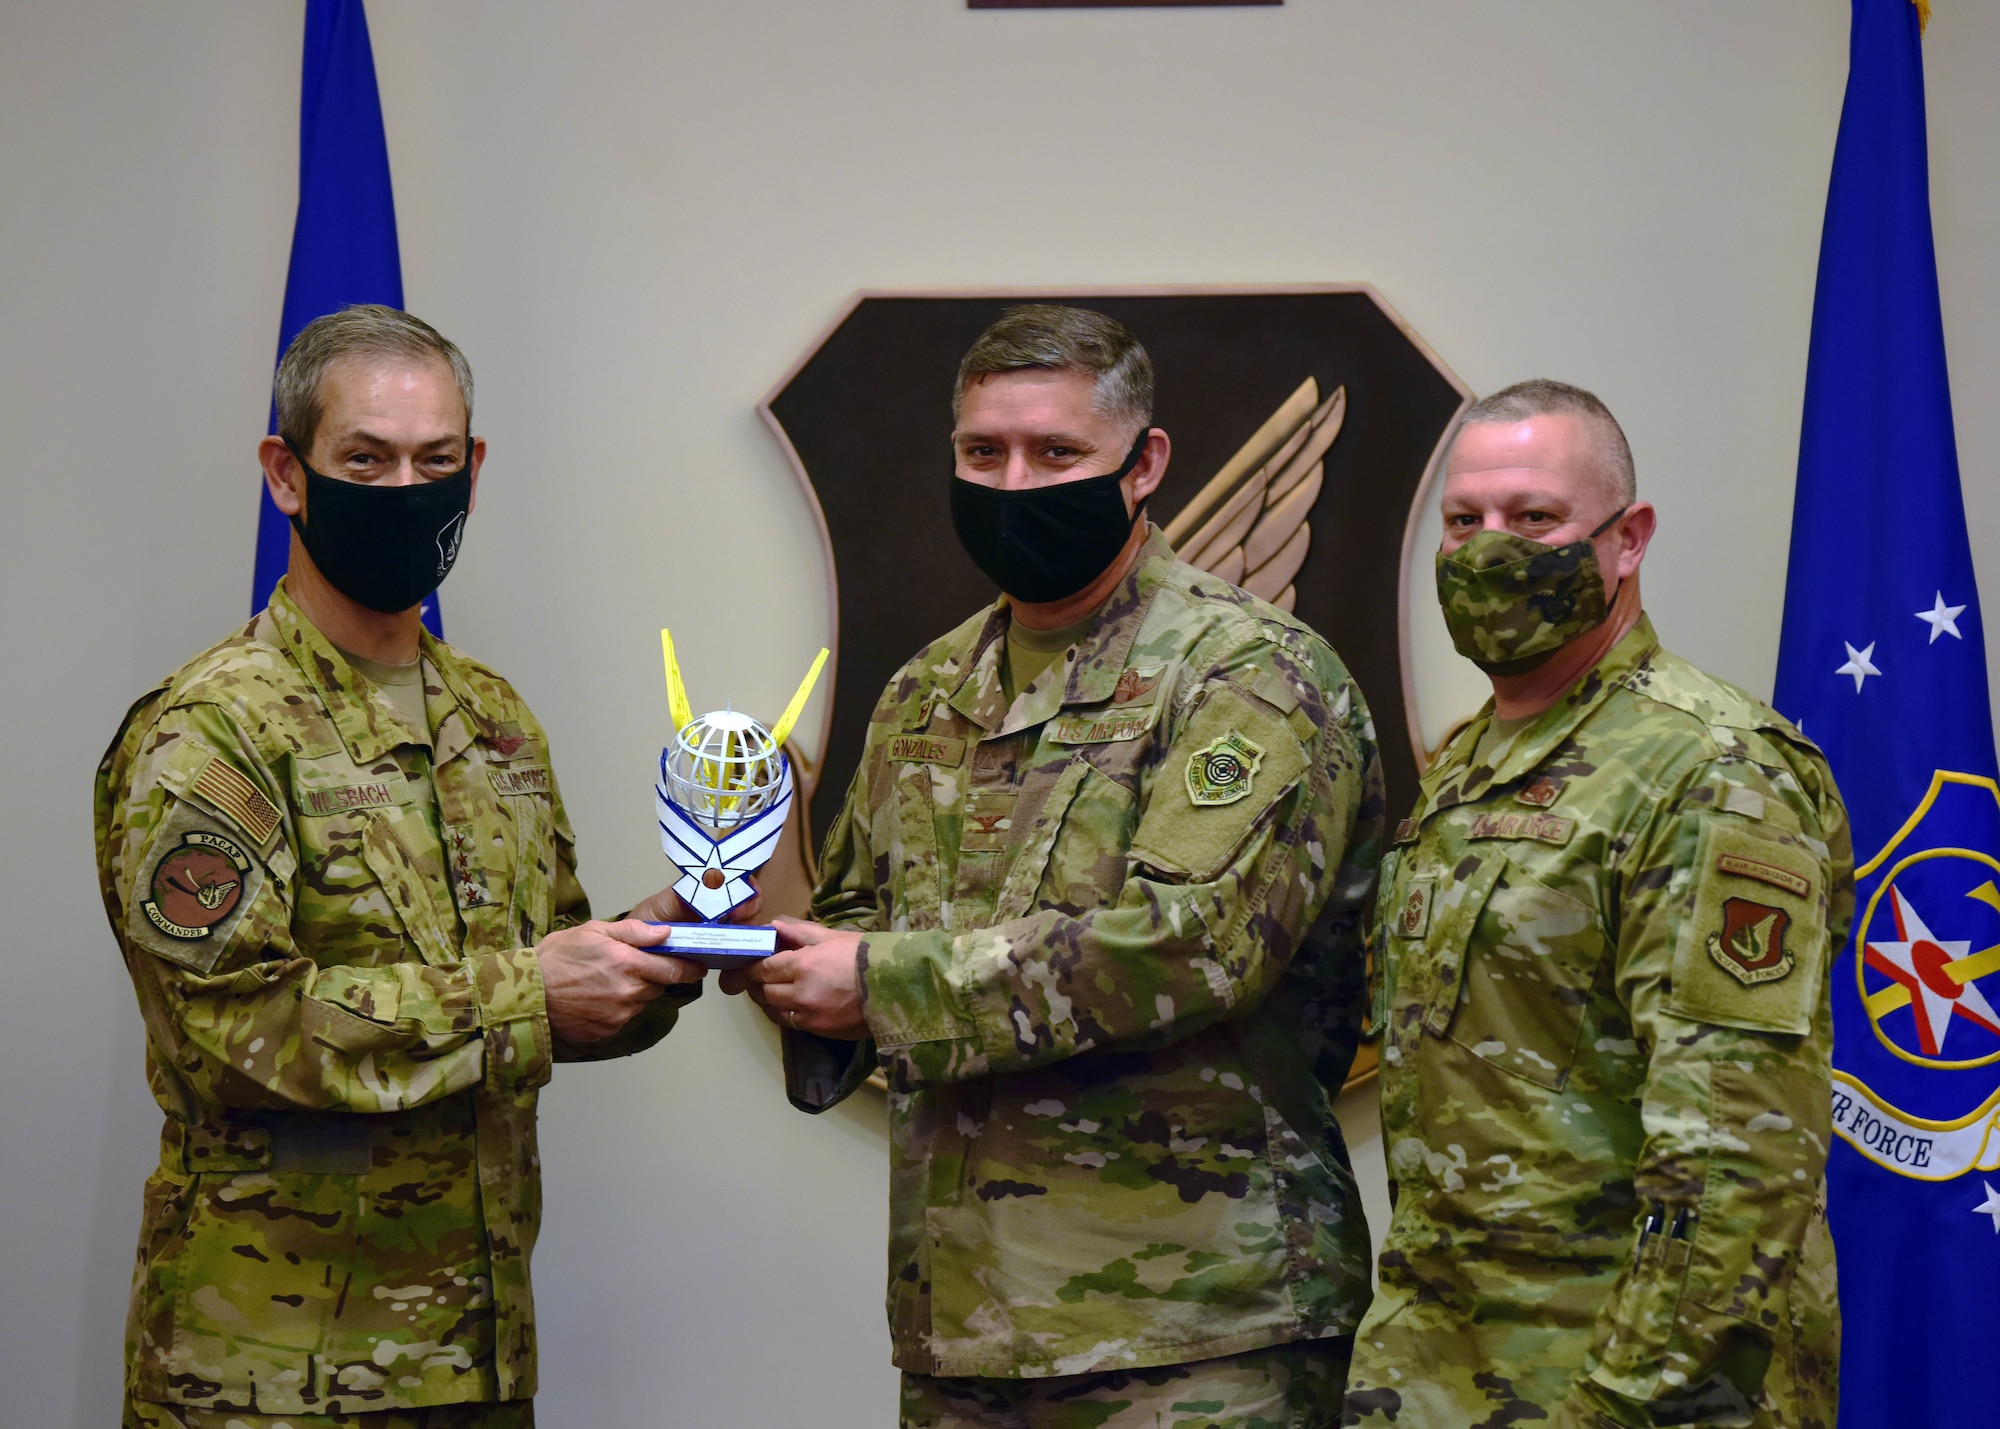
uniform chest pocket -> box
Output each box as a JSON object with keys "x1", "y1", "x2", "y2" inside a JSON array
[
  {"x1": 288, "y1": 760, "x2": 450, "y2": 965},
  {"x1": 1000, "y1": 759, "x2": 1117, "y2": 921},
  {"x1": 1438, "y1": 855, "x2": 1606, "y2": 1090},
  {"x1": 472, "y1": 761, "x2": 558, "y2": 947}
]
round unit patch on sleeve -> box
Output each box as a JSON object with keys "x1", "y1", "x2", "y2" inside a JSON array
[
  {"x1": 128, "y1": 806, "x2": 268, "y2": 973},
  {"x1": 1186, "y1": 731, "x2": 1265, "y2": 807},
  {"x1": 142, "y1": 830, "x2": 249, "y2": 940}
]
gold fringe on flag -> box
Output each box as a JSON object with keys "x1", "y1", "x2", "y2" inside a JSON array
[{"x1": 1913, "y1": 0, "x2": 1930, "y2": 33}]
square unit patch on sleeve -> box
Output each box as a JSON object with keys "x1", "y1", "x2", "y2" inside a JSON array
[
  {"x1": 1668, "y1": 816, "x2": 1825, "y2": 1035},
  {"x1": 1130, "y1": 687, "x2": 1308, "y2": 883}
]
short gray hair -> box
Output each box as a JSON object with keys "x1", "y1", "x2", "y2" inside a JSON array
[
  {"x1": 953, "y1": 305, "x2": 1153, "y2": 433},
  {"x1": 1457, "y1": 378, "x2": 1636, "y2": 505},
  {"x1": 273, "y1": 304, "x2": 474, "y2": 452}
]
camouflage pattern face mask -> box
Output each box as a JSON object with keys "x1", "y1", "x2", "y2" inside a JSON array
[{"x1": 1434, "y1": 509, "x2": 1626, "y2": 675}]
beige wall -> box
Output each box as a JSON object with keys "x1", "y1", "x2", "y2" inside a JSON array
[{"x1": 4, "y1": 2, "x2": 1996, "y2": 1424}]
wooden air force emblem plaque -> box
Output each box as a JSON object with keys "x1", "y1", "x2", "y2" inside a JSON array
[{"x1": 762, "y1": 287, "x2": 1470, "y2": 850}]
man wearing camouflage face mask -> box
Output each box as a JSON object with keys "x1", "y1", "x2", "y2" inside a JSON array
[{"x1": 1342, "y1": 381, "x2": 1849, "y2": 1429}]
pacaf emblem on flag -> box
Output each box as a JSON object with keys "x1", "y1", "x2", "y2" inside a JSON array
[{"x1": 1833, "y1": 772, "x2": 2000, "y2": 1180}]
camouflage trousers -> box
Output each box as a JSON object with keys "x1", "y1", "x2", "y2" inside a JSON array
[
  {"x1": 124, "y1": 1397, "x2": 534, "y2": 1428},
  {"x1": 900, "y1": 1338, "x2": 1354, "y2": 1429}
]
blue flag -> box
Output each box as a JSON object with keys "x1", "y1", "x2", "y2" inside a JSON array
[
  {"x1": 1774, "y1": 2, "x2": 2000, "y2": 1424},
  {"x1": 252, "y1": 0, "x2": 439, "y2": 634}
]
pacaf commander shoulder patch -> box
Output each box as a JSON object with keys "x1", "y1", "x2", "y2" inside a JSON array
[
  {"x1": 143, "y1": 830, "x2": 250, "y2": 939},
  {"x1": 129, "y1": 804, "x2": 267, "y2": 974},
  {"x1": 1186, "y1": 731, "x2": 1265, "y2": 807}
]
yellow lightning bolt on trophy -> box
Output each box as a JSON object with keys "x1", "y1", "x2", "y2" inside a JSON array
[{"x1": 646, "y1": 629, "x2": 827, "y2": 966}]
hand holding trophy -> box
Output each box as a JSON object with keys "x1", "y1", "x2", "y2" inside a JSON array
[{"x1": 645, "y1": 629, "x2": 827, "y2": 968}]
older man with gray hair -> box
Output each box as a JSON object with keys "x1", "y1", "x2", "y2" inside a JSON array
[
  {"x1": 1342, "y1": 380, "x2": 1848, "y2": 1429},
  {"x1": 97, "y1": 304, "x2": 712, "y2": 1428},
  {"x1": 726, "y1": 304, "x2": 1385, "y2": 1427}
]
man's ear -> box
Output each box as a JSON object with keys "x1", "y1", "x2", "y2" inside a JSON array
[
  {"x1": 258, "y1": 435, "x2": 305, "y2": 518},
  {"x1": 1127, "y1": 429, "x2": 1171, "y2": 509},
  {"x1": 1609, "y1": 500, "x2": 1658, "y2": 582}
]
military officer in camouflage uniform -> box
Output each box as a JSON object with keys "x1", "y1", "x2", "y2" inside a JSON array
[
  {"x1": 724, "y1": 306, "x2": 1384, "y2": 1427},
  {"x1": 96, "y1": 306, "x2": 711, "y2": 1428},
  {"x1": 1341, "y1": 381, "x2": 1848, "y2": 1429}
]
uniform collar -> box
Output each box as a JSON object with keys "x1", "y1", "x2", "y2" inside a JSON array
[
  {"x1": 269, "y1": 580, "x2": 505, "y2": 767},
  {"x1": 419, "y1": 628, "x2": 504, "y2": 767},
  {"x1": 1424, "y1": 613, "x2": 1662, "y2": 814},
  {"x1": 1064, "y1": 527, "x2": 1179, "y2": 707},
  {"x1": 945, "y1": 526, "x2": 1177, "y2": 735}
]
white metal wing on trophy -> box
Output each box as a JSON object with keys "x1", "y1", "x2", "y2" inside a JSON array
[{"x1": 644, "y1": 629, "x2": 827, "y2": 968}]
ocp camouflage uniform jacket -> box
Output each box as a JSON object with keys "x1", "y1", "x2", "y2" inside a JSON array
[
  {"x1": 94, "y1": 581, "x2": 689, "y2": 1416},
  {"x1": 786, "y1": 530, "x2": 1385, "y2": 1379},
  {"x1": 1343, "y1": 616, "x2": 1850, "y2": 1429}
]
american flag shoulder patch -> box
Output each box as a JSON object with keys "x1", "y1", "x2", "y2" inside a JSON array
[{"x1": 189, "y1": 757, "x2": 282, "y2": 848}]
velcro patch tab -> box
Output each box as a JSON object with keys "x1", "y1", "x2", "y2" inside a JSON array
[
  {"x1": 1716, "y1": 851, "x2": 1811, "y2": 898},
  {"x1": 489, "y1": 766, "x2": 551, "y2": 797},
  {"x1": 1046, "y1": 709, "x2": 1159, "y2": 744},
  {"x1": 1465, "y1": 810, "x2": 1574, "y2": 846},
  {"x1": 189, "y1": 757, "x2": 281, "y2": 846},
  {"x1": 1243, "y1": 667, "x2": 1300, "y2": 715},
  {"x1": 889, "y1": 733, "x2": 968, "y2": 766}
]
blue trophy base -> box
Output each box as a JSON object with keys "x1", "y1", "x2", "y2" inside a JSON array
[{"x1": 641, "y1": 921, "x2": 778, "y2": 969}]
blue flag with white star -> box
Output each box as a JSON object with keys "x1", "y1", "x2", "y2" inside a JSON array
[
  {"x1": 252, "y1": 0, "x2": 440, "y2": 635},
  {"x1": 1774, "y1": 2, "x2": 2000, "y2": 1423}
]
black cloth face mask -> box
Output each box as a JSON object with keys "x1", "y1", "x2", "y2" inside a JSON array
[
  {"x1": 285, "y1": 441, "x2": 473, "y2": 614},
  {"x1": 949, "y1": 429, "x2": 1151, "y2": 604}
]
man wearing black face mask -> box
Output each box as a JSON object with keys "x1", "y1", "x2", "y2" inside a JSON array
[
  {"x1": 96, "y1": 305, "x2": 714, "y2": 1428},
  {"x1": 723, "y1": 306, "x2": 1385, "y2": 1425},
  {"x1": 1342, "y1": 381, "x2": 1848, "y2": 1429}
]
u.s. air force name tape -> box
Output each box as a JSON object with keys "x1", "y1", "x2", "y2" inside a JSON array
[{"x1": 1832, "y1": 1071, "x2": 2000, "y2": 1180}]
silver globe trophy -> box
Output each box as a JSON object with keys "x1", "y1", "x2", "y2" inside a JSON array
[{"x1": 646, "y1": 629, "x2": 827, "y2": 967}]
